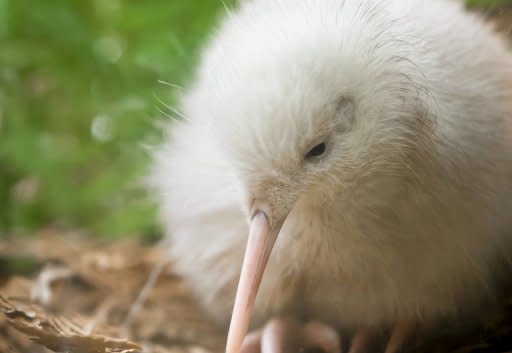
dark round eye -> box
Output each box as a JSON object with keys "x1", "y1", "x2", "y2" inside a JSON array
[{"x1": 305, "y1": 143, "x2": 326, "y2": 159}]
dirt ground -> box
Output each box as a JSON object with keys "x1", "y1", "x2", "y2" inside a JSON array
[
  {"x1": 0, "y1": 230, "x2": 225, "y2": 353},
  {"x1": 1, "y1": 7, "x2": 512, "y2": 353},
  {"x1": 3, "y1": 230, "x2": 512, "y2": 353}
]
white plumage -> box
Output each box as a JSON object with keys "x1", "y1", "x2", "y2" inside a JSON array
[{"x1": 150, "y1": 0, "x2": 512, "y2": 351}]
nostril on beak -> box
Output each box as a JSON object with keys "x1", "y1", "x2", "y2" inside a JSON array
[{"x1": 250, "y1": 199, "x2": 272, "y2": 221}]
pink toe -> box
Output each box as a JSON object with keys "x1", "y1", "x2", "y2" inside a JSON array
[
  {"x1": 241, "y1": 329, "x2": 263, "y2": 353},
  {"x1": 348, "y1": 329, "x2": 377, "y2": 353},
  {"x1": 301, "y1": 321, "x2": 342, "y2": 353},
  {"x1": 261, "y1": 318, "x2": 301, "y2": 353},
  {"x1": 384, "y1": 322, "x2": 416, "y2": 353}
]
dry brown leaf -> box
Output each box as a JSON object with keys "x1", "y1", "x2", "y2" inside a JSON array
[
  {"x1": 0, "y1": 295, "x2": 142, "y2": 353},
  {"x1": 1, "y1": 232, "x2": 225, "y2": 351}
]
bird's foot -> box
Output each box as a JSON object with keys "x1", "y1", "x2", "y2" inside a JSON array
[
  {"x1": 240, "y1": 318, "x2": 416, "y2": 353},
  {"x1": 240, "y1": 317, "x2": 341, "y2": 353},
  {"x1": 348, "y1": 322, "x2": 416, "y2": 353}
]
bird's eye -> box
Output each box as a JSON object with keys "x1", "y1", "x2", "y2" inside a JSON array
[{"x1": 305, "y1": 143, "x2": 326, "y2": 159}]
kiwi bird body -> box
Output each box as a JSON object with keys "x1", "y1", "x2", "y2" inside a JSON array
[{"x1": 150, "y1": 0, "x2": 512, "y2": 349}]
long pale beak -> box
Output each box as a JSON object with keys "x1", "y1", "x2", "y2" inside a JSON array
[{"x1": 225, "y1": 210, "x2": 282, "y2": 353}]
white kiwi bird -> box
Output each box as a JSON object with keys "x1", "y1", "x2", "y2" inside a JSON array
[{"x1": 149, "y1": 0, "x2": 512, "y2": 352}]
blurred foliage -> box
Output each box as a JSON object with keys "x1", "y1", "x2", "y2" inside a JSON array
[
  {"x1": 466, "y1": 0, "x2": 512, "y2": 8},
  {"x1": 0, "y1": 0, "x2": 508, "y2": 239},
  {"x1": 0, "y1": 0, "x2": 233, "y2": 239}
]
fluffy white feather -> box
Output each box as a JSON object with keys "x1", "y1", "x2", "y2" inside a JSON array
[{"x1": 150, "y1": 0, "x2": 512, "y2": 333}]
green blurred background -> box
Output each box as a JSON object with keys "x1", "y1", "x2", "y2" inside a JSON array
[{"x1": 0, "y1": 0, "x2": 509, "y2": 239}]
